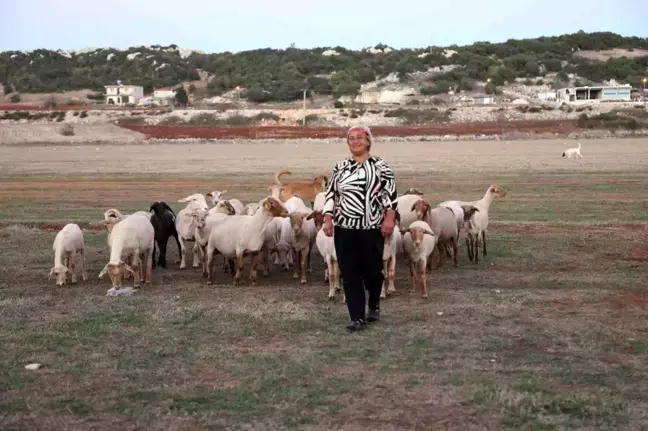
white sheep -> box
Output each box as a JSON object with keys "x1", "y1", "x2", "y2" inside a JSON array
[
  {"x1": 395, "y1": 194, "x2": 423, "y2": 229},
  {"x1": 245, "y1": 202, "x2": 260, "y2": 215},
  {"x1": 205, "y1": 197, "x2": 289, "y2": 285},
  {"x1": 400, "y1": 220, "x2": 437, "y2": 299},
  {"x1": 562, "y1": 142, "x2": 583, "y2": 159},
  {"x1": 267, "y1": 185, "x2": 284, "y2": 201},
  {"x1": 225, "y1": 198, "x2": 246, "y2": 215},
  {"x1": 49, "y1": 223, "x2": 87, "y2": 286},
  {"x1": 381, "y1": 215, "x2": 402, "y2": 299},
  {"x1": 205, "y1": 190, "x2": 227, "y2": 208},
  {"x1": 175, "y1": 193, "x2": 210, "y2": 269},
  {"x1": 103, "y1": 208, "x2": 152, "y2": 278},
  {"x1": 313, "y1": 192, "x2": 326, "y2": 212},
  {"x1": 308, "y1": 211, "x2": 345, "y2": 302},
  {"x1": 188, "y1": 201, "x2": 236, "y2": 276},
  {"x1": 411, "y1": 200, "x2": 462, "y2": 268},
  {"x1": 275, "y1": 196, "x2": 317, "y2": 283},
  {"x1": 440, "y1": 185, "x2": 507, "y2": 263},
  {"x1": 99, "y1": 213, "x2": 155, "y2": 289}
]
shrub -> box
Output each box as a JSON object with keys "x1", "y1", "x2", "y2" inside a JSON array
[
  {"x1": 384, "y1": 108, "x2": 450, "y2": 125},
  {"x1": 59, "y1": 124, "x2": 75, "y2": 136},
  {"x1": 10, "y1": 94, "x2": 21, "y2": 103},
  {"x1": 333, "y1": 101, "x2": 344, "y2": 109}
]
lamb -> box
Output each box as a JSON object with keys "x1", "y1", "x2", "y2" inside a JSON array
[
  {"x1": 99, "y1": 213, "x2": 155, "y2": 289},
  {"x1": 562, "y1": 142, "x2": 583, "y2": 159},
  {"x1": 103, "y1": 208, "x2": 152, "y2": 278},
  {"x1": 245, "y1": 202, "x2": 260, "y2": 215},
  {"x1": 411, "y1": 200, "x2": 465, "y2": 268},
  {"x1": 395, "y1": 193, "x2": 423, "y2": 229},
  {"x1": 276, "y1": 196, "x2": 317, "y2": 283},
  {"x1": 400, "y1": 220, "x2": 437, "y2": 299},
  {"x1": 149, "y1": 201, "x2": 181, "y2": 269},
  {"x1": 225, "y1": 198, "x2": 246, "y2": 215},
  {"x1": 205, "y1": 190, "x2": 227, "y2": 208},
  {"x1": 205, "y1": 197, "x2": 289, "y2": 285},
  {"x1": 188, "y1": 200, "x2": 236, "y2": 276},
  {"x1": 440, "y1": 185, "x2": 507, "y2": 263},
  {"x1": 174, "y1": 193, "x2": 210, "y2": 269},
  {"x1": 307, "y1": 210, "x2": 344, "y2": 302},
  {"x1": 381, "y1": 210, "x2": 402, "y2": 299},
  {"x1": 49, "y1": 223, "x2": 87, "y2": 286}
]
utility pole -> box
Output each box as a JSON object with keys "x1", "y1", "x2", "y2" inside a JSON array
[{"x1": 302, "y1": 89, "x2": 307, "y2": 126}]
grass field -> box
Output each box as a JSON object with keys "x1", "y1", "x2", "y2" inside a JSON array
[{"x1": 1, "y1": 138, "x2": 648, "y2": 430}]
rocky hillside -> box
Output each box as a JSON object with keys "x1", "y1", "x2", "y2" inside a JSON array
[{"x1": 1, "y1": 32, "x2": 647, "y2": 103}]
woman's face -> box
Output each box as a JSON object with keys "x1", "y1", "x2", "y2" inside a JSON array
[{"x1": 347, "y1": 130, "x2": 370, "y2": 156}]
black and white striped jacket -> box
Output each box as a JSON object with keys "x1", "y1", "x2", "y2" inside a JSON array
[{"x1": 322, "y1": 156, "x2": 398, "y2": 230}]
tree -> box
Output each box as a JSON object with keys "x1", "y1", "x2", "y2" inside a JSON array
[
  {"x1": 10, "y1": 94, "x2": 21, "y2": 103},
  {"x1": 175, "y1": 87, "x2": 189, "y2": 106},
  {"x1": 188, "y1": 84, "x2": 197, "y2": 94},
  {"x1": 3, "y1": 83, "x2": 12, "y2": 95}
]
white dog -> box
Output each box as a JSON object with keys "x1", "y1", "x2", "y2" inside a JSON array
[{"x1": 562, "y1": 142, "x2": 582, "y2": 159}]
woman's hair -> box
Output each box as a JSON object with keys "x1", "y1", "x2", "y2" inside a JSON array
[{"x1": 347, "y1": 125, "x2": 374, "y2": 150}]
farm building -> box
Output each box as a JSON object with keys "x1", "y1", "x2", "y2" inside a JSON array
[
  {"x1": 555, "y1": 85, "x2": 632, "y2": 103},
  {"x1": 152, "y1": 87, "x2": 177, "y2": 106},
  {"x1": 104, "y1": 84, "x2": 144, "y2": 106},
  {"x1": 472, "y1": 94, "x2": 495, "y2": 105}
]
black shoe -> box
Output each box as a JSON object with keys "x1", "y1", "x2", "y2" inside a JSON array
[
  {"x1": 367, "y1": 310, "x2": 380, "y2": 323},
  {"x1": 346, "y1": 319, "x2": 366, "y2": 332}
]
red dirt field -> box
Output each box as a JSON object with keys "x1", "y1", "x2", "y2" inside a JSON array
[
  {"x1": 119, "y1": 119, "x2": 580, "y2": 139},
  {"x1": 0, "y1": 104, "x2": 158, "y2": 111}
]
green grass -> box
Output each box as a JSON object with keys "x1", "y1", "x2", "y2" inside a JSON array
[{"x1": 1, "y1": 165, "x2": 648, "y2": 429}]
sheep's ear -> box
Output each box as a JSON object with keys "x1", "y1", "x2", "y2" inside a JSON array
[
  {"x1": 220, "y1": 190, "x2": 227, "y2": 195},
  {"x1": 306, "y1": 211, "x2": 319, "y2": 221},
  {"x1": 400, "y1": 228, "x2": 409, "y2": 235},
  {"x1": 424, "y1": 230, "x2": 435, "y2": 236},
  {"x1": 263, "y1": 200, "x2": 271, "y2": 210},
  {"x1": 204, "y1": 192, "x2": 213, "y2": 199},
  {"x1": 123, "y1": 264, "x2": 135, "y2": 275},
  {"x1": 410, "y1": 202, "x2": 418, "y2": 212},
  {"x1": 98, "y1": 264, "x2": 109, "y2": 279}
]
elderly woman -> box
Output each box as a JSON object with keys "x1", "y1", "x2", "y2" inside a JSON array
[{"x1": 322, "y1": 125, "x2": 398, "y2": 332}]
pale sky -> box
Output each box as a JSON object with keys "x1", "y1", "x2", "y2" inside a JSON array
[{"x1": 2, "y1": 0, "x2": 645, "y2": 53}]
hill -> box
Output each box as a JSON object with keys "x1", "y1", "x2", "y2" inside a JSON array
[{"x1": 1, "y1": 31, "x2": 647, "y2": 103}]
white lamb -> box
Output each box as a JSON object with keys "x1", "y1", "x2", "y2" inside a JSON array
[
  {"x1": 381, "y1": 214, "x2": 402, "y2": 299},
  {"x1": 400, "y1": 220, "x2": 437, "y2": 299},
  {"x1": 308, "y1": 211, "x2": 344, "y2": 302},
  {"x1": 205, "y1": 190, "x2": 227, "y2": 208},
  {"x1": 99, "y1": 213, "x2": 155, "y2": 289},
  {"x1": 395, "y1": 194, "x2": 423, "y2": 229},
  {"x1": 49, "y1": 223, "x2": 87, "y2": 286},
  {"x1": 562, "y1": 142, "x2": 583, "y2": 159},
  {"x1": 189, "y1": 201, "x2": 236, "y2": 276},
  {"x1": 225, "y1": 198, "x2": 246, "y2": 215},
  {"x1": 175, "y1": 193, "x2": 210, "y2": 269},
  {"x1": 275, "y1": 196, "x2": 317, "y2": 283},
  {"x1": 205, "y1": 197, "x2": 289, "y2": 285}
]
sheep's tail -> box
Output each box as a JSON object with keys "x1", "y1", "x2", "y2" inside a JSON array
[
  {"x1": 275, "y1": 169, "x2": 291, "y2": 185},
  {"x1": 562, "y1": 152, "x2": 565, "y2": 157}
]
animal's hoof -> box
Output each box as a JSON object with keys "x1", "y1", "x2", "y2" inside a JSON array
[
  {"x1": 174, "y1": 259, "x2": 181, "y2": 264},
  {"x1": 422, "y1": 294, "x2": 428, "y2": 299},
  {"x1": 206, "y1": 280, "x2": 212, "y2": 285},
  {"x1": 202, "y1": 272, "x2": 207, "y2": 278},
  {"x1": 292, "y1": 274, "x2": 298, "y2": 279},
  {"x1": 192, "y1": 264, "x2": 200, "y2": 268},
  {"x1": 300, "y1": 278, "x2": 307, "y2": 284},
  {"x1": 180, "y1": 265, "x2": 186, "y2": 270},
  {"x1": 328, "y1": 295, "x2": 335, "y2": 300}
]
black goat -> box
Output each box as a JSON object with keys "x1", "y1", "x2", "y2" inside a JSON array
[{"x1": 149, "y1": 201, "x2": 182, "y2": 269}]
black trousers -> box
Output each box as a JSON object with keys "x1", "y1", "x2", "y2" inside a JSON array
[{"x1": 334, "y1": 226, "x2": 385, "y2": 322}]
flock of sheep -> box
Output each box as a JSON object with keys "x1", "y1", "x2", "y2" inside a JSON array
[{"x1": 48, "y1": 170, "x2": 508, "y2": 300}]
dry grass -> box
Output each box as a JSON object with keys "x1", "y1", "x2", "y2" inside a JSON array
[
  {"x1": 1, "y1": 138, "x2": 648, "y2": 430},
  {"x1": 572, "y1": 48, "x2": 648, "y2": 62}
]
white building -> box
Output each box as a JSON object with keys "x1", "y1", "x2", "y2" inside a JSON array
[
  {"x1": 472, "y1": 94, "x2": 495, "y2": 105},
  {"x1": 555, "y1": 85, "x2": 632, "y2": 103},
  {"x1": 153, "y1": 87, "x2": 177, "y2": 106},
  {"x1": 537, "y1": 91, "x2": 557, "y2": 101},
  {"x1": 104, "y1": 84, "x2": 144, "y2": 106}
]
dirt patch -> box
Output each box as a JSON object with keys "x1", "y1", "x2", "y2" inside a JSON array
[
  {"x1": 606, "y1": 291, "x2": 648, "y2": 309},
  {"x1": 120, "y1": 120, "x2": 580, "y2": 139},
  {"x1": 624, "y1": 247, "x2": 648, "y2": 263},
  {"x1": 492, "y1": 222, "x2": 648, "y2": 235},
  {"x1": 573, "y1": 48, "x2": 648, "y2": 62}
]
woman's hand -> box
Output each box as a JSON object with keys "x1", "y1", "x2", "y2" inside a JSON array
[
  {"x1": 323, "y1": 215, "x2": 334, "y2": 237},
  {"x1": 381, "y1": 209, "x2": 396, "y2": 237}
]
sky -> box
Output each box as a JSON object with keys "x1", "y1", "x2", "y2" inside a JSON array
[{"x1": 1, "y1": 0, "x2": 646, "y2": 53}]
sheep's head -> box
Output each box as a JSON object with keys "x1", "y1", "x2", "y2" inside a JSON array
[
  {"x1": 98, "y1": 261, "x2": 135, "y2": 288},
  {"x1": 262, "y1": 197, "x2": 289, "y2": 218},
  {"x1": 403, "y1": 188, "x2": 424, "y2": 196},
  {"x1": 205, "y1": 190, "x2": 227, "y2": 205},
  {"x1": 187, "y1": 209, "x2": 208, "y2": 229},
  {"x1": 245, "y1": 203, "x2": 259, "y2": 216},
  {"x1": 179, "y1": 193, "x2": 209, "y2": 212},
  {"x1": 306, "y1": 210, "x2": 325, "y2": 230},
  {"x1": 489, "y1": 184, "x2": 507, "y2": 199},
  {"x1": 215, "y1": 200, "x2": 236, "y2": 215},
  {"x1": 411, "y1": 200, "x2": 431, "y2": 221},
  {"x1": 103, "y1": 208, "x2": 123, "y2": 233},
  {"x1": 461, "y1": 205, "x2": 480, "y2": 222},
  {"x1": 401, "y1": 226, "x2": 435, "y2": 250},
  {"x1": 289, "y1": 212, "x2": 311, "y2": 236},
  {"x1": 48, "y1": 265, "x2": 69, "y2": 286}
]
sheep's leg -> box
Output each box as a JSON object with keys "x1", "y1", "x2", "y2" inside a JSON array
[
  {"x1": 482, "y1": 231, "x2": 488, "y2": 257},
  {"x1": 324, "y1": 256, "x2": 329, "y2": 283},
  {"x1": 132, "y1": 257, "x2": 141, "y2": 288},
  {"x1": 173, "y1": 232, "x2": 182, "y2": 264},
  {"x1": 205, "y1": 247, "x2": 215, "y2": 285},
  {"x1": 445, "y1": 243, "x2": 453, "y2": 258},
  {"x1": 299, "y1": 248, "x2": 308, "y2": 284},
  {"x1": 233, "y1": 253, "x2": 244, "y2": 286},
  {"x1": 228, "y1": 259, "x2": 236, "y2": 276},
  {"x1": 409, "y1": 260, "x2": 416, "y2": 292},
  {"x1": 333, "y1": 260, "x2": 345, "y2": 303},
  {"x1": 179, "y1": 236, "x2": 187, "y2": 269},
  {"x1": 249, "y1": 251, "x2": 259, "y2": 286},
  {"x1": 387, "y1": 255, "x2": 396, "y2": 295},
  {"x1": 68, "y1": 252, "x2": 78, "y2": 284},
  {"x1": 419, "y1": 259, "x2": 428, "y2": 299},
  {"x1": 80, "y1": 248, "x2": 87, "y2": 281},
  {"x1": 158, "y1": 235, "x2": 169, "y2": 268},
  {"x1": 145, "y1": 251, "x2": 153, "y2": 284},
  {"x1": 262, "y1": 246, "x2": 270, "y2": 277},
  {"x1": 326, "y1": 256, "x2": 336, "y2": 299},
  {"x1": 192, "y1": 242, "x2": 201, "y2": 268},
  {"x1": 222, "y1": 255, "x2": 229, "y2": 273},
  {"x1": 152, "y1": 240, "x2": 157, "y2": 269},
  {"x1": 452, "y1": 236, "x2": 459, "y2": 268},
  {"x1": 292, "y1": 248, "x2": 300, "y2": 279},
  {"x1": 307, "y1": 246, "x2": 312, "y2": 273},
  {"x1": 381, "y1": 259, "x2": 388, "y2": 299},
  {"x1": 436, "y1": 242, "x2": 445, "y2": 269},
  {"x1": 474, "y1": 234, "x2": 480, "y2": 264},
  {"x1": 466, "y1": 236, "x2": 474, "y2": 262}
]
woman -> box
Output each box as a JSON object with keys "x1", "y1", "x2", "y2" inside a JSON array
[{"x1": 322, "y1": 125, "x2": 398, "y2": 332}]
